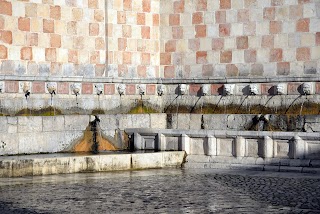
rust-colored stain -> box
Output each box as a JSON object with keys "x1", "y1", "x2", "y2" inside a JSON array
[{"x1": 73, "y1": 129, "x2": 117, "y2": 152}]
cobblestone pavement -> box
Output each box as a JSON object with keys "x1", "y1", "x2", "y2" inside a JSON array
[{"x1": 0, "y1": 169, "x2": 319, "y2": 213}]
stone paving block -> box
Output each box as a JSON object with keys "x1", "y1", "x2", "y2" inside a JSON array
[
  {"x1": 279, "y1": 166, "x2": 303, "y2": 173},
  {"x1": 208, "y1": 163, "x2": 231, "y2": 169},
  {"x1": 230, "y1": 164, "x2": 264, "y2": 171},
  {"x1": 263, "y1": 165, "x2": 280, "y2": 172},
  {"x1": 310, "y1": 160, "x2": 320, "y2": 168},
  {"x1": 186, "y1": 155, "x2": 210, "y2": 163},
  {"x1": 301, "y1": 167, "x2": 320, "y2": 174},
  {"x1": 289, "y1": 159, "x2": 310, "y2": 167}
]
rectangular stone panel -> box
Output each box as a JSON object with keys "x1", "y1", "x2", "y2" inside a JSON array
[
  {"x1": 190, "y1": 138, "x2": 206, "y2": 155},
  {"x1": 218, "y1": 138, "x2": 234, "y2": 157}
]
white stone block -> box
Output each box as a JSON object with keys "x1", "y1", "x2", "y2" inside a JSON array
[
  {"x1": 181, "y1": 134, "x2": 191, "y2": 154},
  {"x1": 111, "y1": 154, "x2": 131, "y2": 170},
  {"x1": 274, "y1": 34, "x2": 288, "y2": 48},
  {"x1": 132, "y1": 153, "x2": 162, "y2": 169},
  {"x1": 64, "y1": 115, "x2": 89, "y2": 131},
  {"x1": 310, "y1": 18, "x2": 320, "y2": 32},
  {"x1": 162, "y1": 151, "x2": 185, "y2": 167},
  {"x1": 206, "y1": 136, "x2": 217, "y2": 156},
  {"x1": 230, "y1": 23, "x2": 243, "y2": 36},
  {"x1": 18, "y1": 117, "x2": 42, "y2": 133},
  {"x1": 235, "y1": 136, "x2": 245, "y2": 157},
  {"x1": 263, "y1": 136, "x2": 273, "y2": 158},
  {"x1": 303, "y1": 3, "x2": 316, "y2": 18}
]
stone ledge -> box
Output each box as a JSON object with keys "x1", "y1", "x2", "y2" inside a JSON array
[
  {"x1": 1, "y1": 75, "x2": 320, "y2": 84},
  {"x1": 0, "y1": 151, "x2": 185, "y2": 178}
]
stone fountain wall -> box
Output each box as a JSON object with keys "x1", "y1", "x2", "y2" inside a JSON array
[
  {"x1": 2, "y1": 113, "x2": 320, "y2": 156},
  {"x1": 0, "y1": 1, "x2": 319, "y2": 112}
]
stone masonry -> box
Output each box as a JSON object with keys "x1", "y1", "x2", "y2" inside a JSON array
[
  {"x1": 0, "y1": 0, "x2": 319, "y2": 112},
  {"x1": 0, "y1": 0, "x2": 319, "y2": 79}
]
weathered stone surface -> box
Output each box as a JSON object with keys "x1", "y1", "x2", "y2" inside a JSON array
[
  {"x1": 190, "y1": 138, "x2": 206, "y2": 155},
  {"x1": 132, "y1": 152, "x2": 162, "y2": 169},
  {"x1": 162, "y1": 151, "x2": 185, "y2": 167},
  {"x1": 98, "y1": 114, "x2": 118, "y2": 130},
  {"x1": 150, "y1": 114, "x2": 167, "y2": 129},
  {"x1": 203, "y1": 114, "x2": 227, "y2": 130},
  {"x1": 18, "y1": 116, "x2": 42, "y2": 133},
  {"x1": 64, "y1": 115, "x2": 89, "y2": 131},
  {"x1": 43, "y1": 116, "x2": 65, "y2": 132}
]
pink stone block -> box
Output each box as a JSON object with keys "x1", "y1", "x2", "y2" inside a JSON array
[
  {"x1": 316, "y1": 82, "x2": 320, "y2": 94},
  {"x1": 287, "y1": 82, "x2": 301, "y2": 95},
  {"x1": 261, "y1": 83, "x2": 274, "y2": 95},
  {"x1": 211, "y1": 84, "x2": 223, "y2": 95},
  {"x1": 126, "y1": 84, "x2": 135, "y2": 95},
  {"x1": 189, "y1": 84, "x2": 201, "y2": 96},
  {"x1": 57, "y1": 82, "x2": 69, "y2": 94},
  {"x1": 104, "y1": 84, "x2": 115, "y2": 95},
  {"x1": 32, "y1": 82, "x2": 45, "y2": 94},
  {"x1": 5, "y1": 81, "x2": 18, "y2": 93},
  {"x1": 146, "y1": 84, "x2": 155, "y2": 95},
  {"x1": 82, "y1": 83, "x2": 93, "y2": 94}
]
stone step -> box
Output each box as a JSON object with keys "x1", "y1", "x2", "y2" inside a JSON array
[{"x1": 183, "y1": 162, "x2": 320, "y2": 174}]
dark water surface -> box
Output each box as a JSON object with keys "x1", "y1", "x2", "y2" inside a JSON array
[{"x1": 0, "y1": 169, "x2": 319, "y2": 213}]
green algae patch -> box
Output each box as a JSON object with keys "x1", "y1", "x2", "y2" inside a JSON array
[
  {"x1": 15, "y1": 107, "x2": 62, "y2": 116},
  {"x1": 91, "y1": 109, "x2": 105, "y2": 115}
]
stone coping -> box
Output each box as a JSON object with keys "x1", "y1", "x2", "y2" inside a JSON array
[
  {"x1": 1, "y1": 75, "x2": 320, "y2": 84},
  {"x1": 125, "y1": 128, "x2": 320, "y2": 140}
]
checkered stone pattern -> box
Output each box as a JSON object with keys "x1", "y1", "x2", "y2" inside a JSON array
[
  {"x1": 159, "y1": 0, "x2": 320, "y2": 78},
  {"x1": 0, "y1": 0, "x2": 106, "y2": 77},
  {"x1": 106, "y1": 0, "x2": 160, "y2": 78}
]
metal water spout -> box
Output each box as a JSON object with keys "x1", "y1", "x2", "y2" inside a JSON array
[{"x1": 95, "y1": 83, "x2": 103, "y2": 95}]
